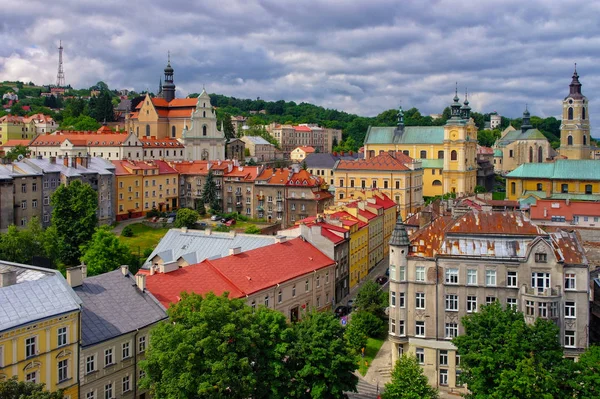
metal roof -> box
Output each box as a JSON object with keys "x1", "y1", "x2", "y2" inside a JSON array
[
  {"x1": 421, "y1": 159, "x2": 444, "y2": 168},
  {"x1": 0, "y1": 262, "x2": 82, "y2": 333},
  {"x1": 242, "y1": 136, "x2": 272, "y2": 145},
  {"x1": 364, "y1": 126, "x2": 445, "y2": 145},
  {"x1": 507, "y1": 160, "x2": 600, "y2": 181}
]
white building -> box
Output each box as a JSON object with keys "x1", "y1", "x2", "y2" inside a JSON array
[{"x1": 180, "y1": 89, "x2": 226, "y2": 161}]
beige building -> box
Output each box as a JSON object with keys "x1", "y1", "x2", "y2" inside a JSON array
[
  {"x1": 241, "y1": 136, "x2": 276, "y2": 162},
  {"x1": 388, "y1": 212, "x2": 590, "y2": 393},
  {"x1": 290, "y1": 146, "x2": 315, "y2": 162},
  {"x1": 266, "y1": 123, "x2": 342, "y2": 154},
  {"x1": 69, "y1": 265, "x2": 167, "y2": 399}
]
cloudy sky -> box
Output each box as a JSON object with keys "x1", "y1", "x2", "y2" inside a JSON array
[{"x1": 1, "y1": 0, "x2": 599, "y2": 133}]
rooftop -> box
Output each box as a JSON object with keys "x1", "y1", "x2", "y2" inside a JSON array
[
  {"x1": 507, "y1": 159, "x2": 600, "y2": 181},
  {"x1": 335, "y1": 152, "x2": 414, "y2": 171},
  {"x1": 364, "y1": 126, "x2": 444, "y2": 145}
]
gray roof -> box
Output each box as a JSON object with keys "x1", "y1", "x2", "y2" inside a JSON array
[
  {"x1": 242, "y1": 136, "x2": 273, "y2": 145},
  {"x1": 0, "y1": 262, "x2": 82, "y2": 333},
  {"x1": 304, "y1": 152, "x2": 360, "y2": 169},
  {"x1": 24, "y1": 156, "x2": 115, "y2": 177},
  {"x1": 144, "y1": 228, "x2": 279, "y2": 268},
  {"x1": 389, "y1": 217, "x2": 410, "y2": 246},
  {"x1": 364, "y1": 126, "x2": 445, "y2": 145},
  {"x1": 74, "y1": 269, "x2": 167, "y2": 347}
]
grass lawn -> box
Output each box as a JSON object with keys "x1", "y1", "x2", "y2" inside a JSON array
[
  {"x1": 357, "y1": 337, "x2": 386, "y2": 376},
  {"x1": 492, "y1": 192, "x2": 506, "y2": 200},
  {"x1": 118, "y1": 223, "x2": 169, "y2": 256}
]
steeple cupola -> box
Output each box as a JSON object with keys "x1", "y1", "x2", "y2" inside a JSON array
[
  {"x1": 449, "y1": 84, "x2": 462, "y2": 120},
  {"x1": 568, "y1": 63, "x2": 583, "y2": 100},
  {"x1": 389, "y1": 215, "x2": 410, "y2": 247},
  {"x1": 162, "y1": 52, "x2": 176, "y2": 102},
  {"x1": 460, "y1": 90, "x2": 471, "y2": 120},
  {"x1": 521, "y1": 105, "x2": 532, "y2": 133},
  {"x1": 397, "y1": 105, "x2": 404, "y2": 130}
]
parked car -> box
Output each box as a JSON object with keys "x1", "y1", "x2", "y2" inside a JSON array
[
  {"x1": 334, "y1": 305, "x2": 350, "y2": 318},
  {"x1": 224, "y1": 219, "x2": 237, "y2": 227},
  {"x1": 375, "y1": 276, "x2": 388, "y2": 285},
  {"x1": 210, "y1": 215, "x2": 220, "y2": 221}
]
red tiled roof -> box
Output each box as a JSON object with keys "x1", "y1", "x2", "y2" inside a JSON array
[
  {"x1": 336, "y1": 152, "x2": 413, "y2": 171},
  {"x1": 31, "y1": 131, "x2": 130, "y2": 147},
  {"x1": 447, "y1": 212, "x2": 541, "y2": 235},
  {"x1": 320, "y1": 227, "x2": 345, "y2": 244},
  {"x1": 530, "y1": 199, "x2": 600, "y2": 222},
  {"x1": 287, "y1": 169, "x2": 322, "y2": 187},
  {"x1": 257, "y1": 168, "x2": 291, "y2": 185},
  {"x1": 294, "y1": 126, "x2": 312, "y2": 133},
  {"x1": 153, "y1": 160, "x2": 178, "y2": 174},
  {"x1": 170, "y1": 160, "x2": 210, "y2": 175},
  {"x1": 373, "y1": 193, "x2": 396, "y2": 210},
  {"x1": 2, "y1": 139, "x2": 32, "y2": 147},
  {"x1": 140, "y1": 137, "x2": 184, "y2": 148},
  {"x1": 141, "y1": 237, "x2": 334, "y2": 307},
  {"x1": 551, "y1": 231, "x2": 587, "y2": 265},
  {"x1": 477, "y1": 145, "x2": 494, "y2": 155},
  {"x1": 410, "y1": 216, "x2": 454, "y2": 257}
]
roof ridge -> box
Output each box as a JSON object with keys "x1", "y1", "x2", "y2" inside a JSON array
[{"x1": 202, "y1": 259, "x2": 247, "y2": 296}]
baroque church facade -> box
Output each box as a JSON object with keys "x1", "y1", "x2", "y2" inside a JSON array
[{"x1": 181, "y1": 89, "x2": 226, "y2": 161}]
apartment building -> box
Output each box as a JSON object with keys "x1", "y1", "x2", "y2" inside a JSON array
[
  {"x1": 0, "y1": 167, "x2": 15, "y2": 230},
  {"x1": 388, "y1": 212, "x2": 590, "y2": 393},
  {"x1": 305, "y1": 151, "x2": 360, "y2": 194},
  {"x1": 326, "y1": 211, "x2": 368, "y2": 289},
  {"x1": 222, "y1": 165, "x2": 263, "y2": 216},
  {"x1": 7, "y1": 162, "x2": 42, "y2": 228},
  {"x1": 139, "y1": 236, "x2": 336, "y2": 320},
  {"x1": 0, "y1": 114, "x2": 57, "y2": 145},
  {"x1": 266, "y1": 123, "x2": 342, "y2": 154},
  {"x1": 241, "y1": 136, "x2": 277, "y2": 162},
  {"x1": 0, "y1": 261, "x2": 82, "y2": 399},
  {"x1": 68, "y1": 265, "x2": 167, "y2": 399}
]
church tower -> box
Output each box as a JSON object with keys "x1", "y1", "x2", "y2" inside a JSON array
[
  {"x1": 181, "y1": 88, "x2": 226, "y2": 161},
  {"x1": 162, "y1": 53, "x2": 176, "y2": 103},
  {"x1": 559, "y1": 66, "x2": 591, "y2": 160}
]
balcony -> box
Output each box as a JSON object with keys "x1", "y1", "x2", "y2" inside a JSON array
[
  {"x1": 524, "y1": 286, "x2": 561, "y2": 297},
  {"x1": 257, "y1": 194, "x2": 264, "y2": 200},
  {"x1": 276, "y1": 197, "x2": 283, "y2": 202},
  {"x1": 236, "y1": 202, "x2": 243, "y2": 208},
  {"x1": 256, "y1": 205, "x2": 264, "y2": 211}
]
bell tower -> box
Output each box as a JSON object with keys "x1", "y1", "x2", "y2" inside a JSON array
[
  {"x1": 559, "y1": 65, "x2": 591, "y2": 160},
  {"x1": 162, "y1": 52, "x2": 176, "y2": 103}
]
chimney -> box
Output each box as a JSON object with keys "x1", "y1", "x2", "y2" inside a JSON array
[
  {"x1": 229, "y1": 247, "x2": 242, "y2": 255},
  {"x1": 181, "y1": 227, "x2": 188, "y2": 233},
  {"x1": 275, "y1": 235, "x2": 287, "y2": 243},
  {"x1": 36, "y1": 155, "x2": 42, "y2": 160},
  {"x1": 121, "y1": 265, "x2": 129, "y2": 276},
  {"x1": 66, "y1": 265, "x2": 85, "y2": 288},
  {"x1": 0, "y1": 268, "x2": 17, "y2": 288},
  {"x1": 76, "y1": 156, "x2": 82, "y2": 166},
  {"x1": 204, "y1": 228, "x2": 212, "y2": 235},
  {"x1": 135, "y1": 274, "x2": 146, "y2": 291},
  {"x1": 63, "y1": 154, "x2": 69, "y2": 167},
  {"x1": 50, "y1": 156, "x2": 57, "y2": 165},
  {"x1": 419, "y1": 211, "x2": 432, "y2": 229},
  {"x1": 82, "y1": 155, "x2": 89, "y2": 169}
]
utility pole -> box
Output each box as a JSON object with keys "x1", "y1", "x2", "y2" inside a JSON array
[{"x1": 56, "y1": 40, "x2": 65, "y2": 87}]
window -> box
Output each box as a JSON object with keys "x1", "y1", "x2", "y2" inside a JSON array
[
  {"x1": 390, "y1": 291, "x2": 396, "y2": 307},
  {"x1": 550, "y1": 302, "x2": 558, "y2": 318},
  {"x1": 316, "y1": 275, "x2": 320, "y2": 287},
  {"x1": 486, "y1": 296, "x2": 496, "y2": 305},
  {"x1": 399, "y1": 266, "x2": 406, "y2": 281},
  {"x1": 439, "y1": 350, "x2": 448, "y2": 366},
  {"x1": 438, "y1": 150, "x2": 444, "y2": 159},
  {"x1": 104, "y1": 348, "x2": 114, "y2": 366},
  {"x1": 445, "y1": 323, "x2": 458, "y2": 339},
  {"x1": 565, "y1": 301, "x2": 576, "y2": 318},
  {"x1": 58, "y1": 359, "x2": 68, "y2": 382},
  {"x1": 399, "y1": 320, "x2": 405, "y2": 336},
  {"x1": 416, "y1": 348, "x2": 424, "y2": 364},
  {"x1": 439, "y1": 369, "x2": 448, "y2": 386},
  {"x1": 420, "y1": 150, "x2": 427, "y2": 158},
  {"x1": 122, "y1": 342, "x2": 130, "y2": 359},
  {"x1": 138, "y1": 336, "x2": 146, "y2": 353},
  {"x1": 564, "y1": 330, "x2": 575, "y2": 347},
  {"x1": 538, "y1": 302, "x2": 547, "y2": 318},
  {"x1": 390, "y1": 318, "x2": 396, "y2": 334},
  {"x1": 466, "y1": 296, "x2": 477, "y2": 313},
  {"x1": 537, "y1": 183, "x2": 543, "y2": 191},
  {"x1": 139, "y1": 369, "x2": 146, "y2": 380},
  {"x1": 445, "y1": 294, "x2": 458, "y2": 311},
  {"x1": 305, "y1": 279, "x2": 309, "y2": 292},
  {"x1": 277, "y1": 290, "x2": 282, "y2": 304},
  {"x1": 399, "y1": 292, "x2": 405, "y2": 308},
  {"x1": 415, "y1": 321, "x2": 425, "y2": 337},
  {"x1": 535, "y1": 252, "x2": 547, "y2": 263},
  {"x1": 561, "y1": 184, "x2": 569, "y2": 194},
  {"x1": 264, "y1": 295, "x2": 269, "y2": 307},
  {"x1": 568, "y1": 107, "x2": 573, "y2": 120},
  {"x1": 104, "y1": 383, "x2": 113, "y2": 399},
  {"x1": 485, "y1": 270, "x2": 496, "y2": 286},
  {"x1": 86, "y1": 355, "x2": 95, "y2": 374},
  {"x1": 531, "y1": 272, "x2": 550, "y2": 293},
  {"x1": 510, "y1": 181, "x2": 516, "y2": 195},
  {"x1": 416, "y1": 266, "x2": 425, "y2": 282},
  {"x1": 467, "y1": 269, "x2": 477, "y2": 285},
  {"x1": 122, "y1": 375, "x2": 130, "y2": 393},
  {"x1": 565, "y1": 273, "x2": 576, "y2": 290},
  {"x1": 44, "y1": 196, "x2": 49, "y2": 205},
  {"x1": 415, "y1": 292, "x2": 425, "y2": 309},
  {"x1": 507, "y1": 271, "x2": 517, "y2": 288},
  {"x1": 32, "y1": 183, "x2": 37, "y2": 192},
  {"x1": 58, "y1": 327, "x2": 67, "y2": 347},
  {"x1": 445, "y1": 268, "x2": 458, "y2": 284},
  {"x1": 26, "y1": 371, "x2": 37, "y2": 383},
  {"x1": 507, "y1": 298, "x2": 517, "y2": 309},
  {"x1": 86, "y1": 392, "x2": 95, "y2": 399},
  {"x1": 451, "y1": 150, "x2": 457, "y2": 160},
  {"x1": 526, "y1": 300, "x2": 535, "y2": 316},
  {"x1": 292, "y1": 285, "x2": 296, "y2": 297},
  {"x1": 25, "y1": 337, "x2": 36, "y2": 358}
]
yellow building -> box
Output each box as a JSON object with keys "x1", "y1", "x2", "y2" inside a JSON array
[
  {"x1": 505, "y1": 159, "x2": 600, "y2": 203},
  {"x1": 333, "y1": 152, "x2": 423, "y2": 220},
  {"x1": 326, "y1": 211, "x2": 369, "y2": 288},
  {"x1": 363, "y1": 97, "x2": 478, "y2": 198},
  {"x1": 112, "y1": 159, "x2": 179, "y2": 220},
  {"x1": 0, "y1": 262, "x2": 82, "y2": 398},
  {"x1": 0, "y1": 115, "x2": 36, "y2": 145},
  {"x1": 558, "y1": 67, "x2": 592, "y2": 160}
]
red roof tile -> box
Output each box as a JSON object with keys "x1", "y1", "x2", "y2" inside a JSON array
[
  {"x1": 294, "y1": 126, "x2": 313, "y2": 133},
  {"x1": 336, "y1": 152, "x2": 413, "y2": 171}
]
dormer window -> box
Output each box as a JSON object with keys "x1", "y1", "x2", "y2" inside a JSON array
[{"x1": 535, "y1": 252, "x2": 547, "y2": 263}]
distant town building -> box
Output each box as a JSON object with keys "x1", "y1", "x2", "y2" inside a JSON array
[
  {"x1": 241, "y1": 135, "x2": 277, "y2": 162},
  {"x1": 180, "y1": 89, "x2": 226, "y2": 161},
  {"x1": 476, "y1": 146, "x2": 495, "y2": 191},
  {"x1": 0, "y1": 114, "x2": 57, "y2": 145},
  {"x1": 290, "y1": 146, "x2": 315, "y2": 161},
  {"x1": 225, "y1": 138, "x2": 245, "y2": 162},
  {"x1": 529, "y1": 198, "x2": 600, "y2": 228},
  {"x1": 490, "y1": 113, "x2": 501, "y2": 129},
  {"x1": 559, "y1": 67, "x2": 591, "y2": 160},
  {"x1": 304, "y1": 151, "x2": 360, "y2": 193},
  {"x1": 266, "y1": 123, "x2": 342, "y2": 154}
]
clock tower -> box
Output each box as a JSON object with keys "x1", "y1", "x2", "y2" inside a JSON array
[{"x1": 559, "y1": 66, "x2": 591, "y2": 160}]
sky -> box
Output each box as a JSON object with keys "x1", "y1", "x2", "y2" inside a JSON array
[{"x1": 1, "y1": 0, "x2": 599, "y2": 134}]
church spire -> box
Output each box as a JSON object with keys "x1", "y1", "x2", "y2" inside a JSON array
[
  {"x1": 162, "y1": 52, "x2": 175, "y2": 102},
  {"x1": 568, "y1": 63, "x2": 583, "y2": 99},
  {"x1": 521, "y1": 104, "x2": 532, "y2": 133},
  {"x1": 461, "y1": 89, "x2": 471, "y2": 119},
  {"x1": 449, "y1": 83, "x2": 462, "y2": 120}
]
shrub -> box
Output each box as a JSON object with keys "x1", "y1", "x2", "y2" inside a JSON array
[
  {"x1": 146, "y1": 208, "x2": 160, "y2": 218},
  {"x1": 244, "y1": 225, "x2": 261, "y2": 234},
  {"x1": 349, "y1": 310, "x2": 386, "y2": 339},
  {"x1": 121, "y1": 225, "x2": 133, "y2": 237}
]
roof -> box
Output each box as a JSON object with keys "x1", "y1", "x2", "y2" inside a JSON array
[
  {"x1": 295, "y1": 146, "x2": 315, "y2": 153},
  {"x1": 287, "y1": 169, "x2": 323, "y2": 187},
  {"x1": 0, "y1": 262, "x2": 81, "y2": 333},
  {"x1": 389, "y1": 217, "x2": 410, "y2": 246},
  {"x1": 31, "y1": 129, "x2": 131, "y2": 147},
  {"x1": 242, "y1": 136, "x2": 272, "y2": 145},
  {"x1": 304, "y1": 152, "x2": 360, "y2": 169},
  {"x1": 421, "y1": 159, "x2": 444, "y2": 169},
  {"x1": 530, "y1": 199, "x2": 600, "y2": 221},
  {"x1": 2, "y1": 139, "x2": 33, "y2": 147},
  {"x1": 143, "y1": 228, "x2": 278, "y2": 269},
  {"x1": 74, "y1": 269, "x2": 167, "y2": 347},
  {"x1": 493, "y1": 149, "x2": 503, "y2": 157},
  {"x1": 550, "y1": 231, "x2": 588, "y2": 265},
  {"x1": 477, "y1": 146, "x2": 494, "y2": 155},
  {"x1": 364, "y1": 126, "x2": 444, "y2": 145},
  {"x1": 507, "y1": 160, "x2": 600, "y2": 181},
  {"x1": 140, "y1": 137, "x2": 184, "y2": 148},
  {"x1": 335, "y1": 152, "x2": 414, "y2": 171},
  {"x1": 294, "y1": 126, "x2": 313, "y2": 133},
  {"x1": 141, "y1": 237, "x2": 334, "y2": 307}
]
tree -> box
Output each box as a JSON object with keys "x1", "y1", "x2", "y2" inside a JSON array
[
  {"x1": 382, "y1": 354, "x2": 438, "y2": 399},
  {"x1": 89, "y1": 91, "x2": 115, "y2": 122},
  {"x1": 51, "y1": 180, "x2": 98, "y2": 266},
  {"x1": 0, "y1": 377, "x2": 63, "y2": 399},
  {"x1": 477, "y1": 129, "x2": 501, "y2": 147},
  {"x1": 60, "y1": 115, "x2": 100, "y2": 131},
  {"x1": 453, "y1": 302, "x2": 570, "y2": 399},
  {"x1": 0, "y1": 218, "x2": 48, "y2": 265},
  {"x1": 80, "y1": 226, "x2": 136, "y2": 276},
  {"x1": 202, "y1": 170, "x2": 219, "y2": 212},
  {"x1": 354, "y1": 280, "x2": 387, "y2": 319},
  {"x1": 4, "y1": 144, "x2": 31, "y2": 161},
  {"x1": 474, "y1": 185, "x2": 486, "y2": 193},
  {"x1": 244, "y1": 225, "x2": 262, "y2": 234},
  {"x1": 174, "y1": 208, "x2": 199, "y2": 229},
  {"x1": 288, "y1": 311, "x2": 358, "y2": 398},
  {"x1": 301, "y1": 160, "x2": 308, "y2": 170},
  {"x1": 346, "y1": 309, "x2": 385, "y2": 340},
  {"x1": 344, "y1": 317, "x2": 368, "y2": 353},
  {"x1": 571, "y1": 345, "x2": 600, "y2": 398},
  {"x1": 490, "y1": 356, "x2": 562, "y2": 399}
]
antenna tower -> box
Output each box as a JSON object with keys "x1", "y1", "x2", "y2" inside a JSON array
[{"x1": 56, "y1": 40, "x2": 65, "y2": 87}]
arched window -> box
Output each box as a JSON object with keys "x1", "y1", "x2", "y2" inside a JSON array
[
  {"x1": 403, "y1": 150, "x2": 409, "y2": 156},
  {"x1": 145, "y1": 125, "x2": 150, "y2": 137},
  {"x1": 568, "y1": 135, "x2": 573, "y2": 146},
  {"x1": 585, "y1": 184, "x2": 593, "y2": 194},
  {"x1": 203, "y1": 111, "x2": 206, "y2": 118},
  {"x1": 582, "y1": 107, "x2": 586, "y2": 120},
  {"x1": 510, "y1": 182, "x2": 516, "y2": 195},
  {"x1": 437, "y1": 150, "x2": 444, "y2": 159},
  {"x1": 538, "y1": 146, "x2": 543, "y2": 162},
  {"x1": 529, "y1": 147, "x2": 533, "y2": 163},
  {"x1": 451, "y1": 150, "x2": 457, "y2": 160},
  {"x1": 136, "y1": 126, "x2": 139, "y2": 135},
  {"x1": 568, "y1": 107, "x2": 573, "y2": 120},
  {"x1": 432, "y1": 180, "x2": 442, "y2": 186},
  {"x1": 536, "y1": 183, "x2": 543, "y2": 191},
  {"x1": 202, "y1": 126, "x2": 207, "y2": 136},
  {"x1": 583, "y1": 135, "x2": 587, "y2": 145},
  {"x1": 171, "y1": 126, "x2": 176, "y2": 138},
  {"x1": 420, "y1": 150, "x2": 427, "y2": 159}
]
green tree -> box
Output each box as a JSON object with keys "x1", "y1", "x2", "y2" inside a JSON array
[
  {"x1": 0, "y1": 377, "x2": 63, "y2": 399},
  {"x1": 474, "y1": 185, "x2": 486, "y2": 193},
  {"x1": 202, "y1": 170, "x2": 218, "y2": 211},
  {"x1": 0, "y1": 218, "x2": 47, "y2": 264},
  {"x1": 51, "y1": 180, "x2": 98, "y2": 266},
  {"x1": 288, "y1": 311, "x2": 358, "y2": 398},
  {"x1": 382, "y1": 354, "x2": 438, "y2": 399},
  {"x1": 354, "y1": 280, "x2": 387, "y2": 319},
  {"x1": 244, "y1": 225, "x2": 261, "y2": 234},
  {"x1": 174, "y1": 208, "x2": 199, "y2": 229},
  {"x1": 4, "y1": 144, "x2": 31, "y2": 161},
  {"x1": 346, "y1": 309, "x2": 385, "y2": 339},
  {"x1": 490, "y1": 356, "x2": 562, "y2": 399},
  {"x1": 344, "y1": 317, "x2": 368, "y2": 353},
  {"x1": 477, "y1": 129, "x2": 501, "y2": 147},
  {"x1": 80, "y1": 226, "x2": 136, "y2": 276},
  {"x1": 89, "y1": 91, "x2": 115, "y2": 122},
  {"x1": 571, "y1": 345, "x2": 600, "y2": 398},
  {"x1": 60, "y1": 115, "x2": 100, "y2": 131}
]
